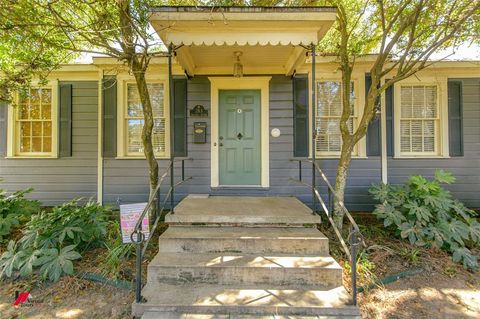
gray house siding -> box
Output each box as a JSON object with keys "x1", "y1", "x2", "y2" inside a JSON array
[
  {"x1": 0, "y1": 81, "x2": 98, "y2": 206},
  {"x1": 102, "y1": 75, "x2": 382, "y2": 211},
  {"x1": 387, "y1": 78, "x2": 480, "y2": 209}
]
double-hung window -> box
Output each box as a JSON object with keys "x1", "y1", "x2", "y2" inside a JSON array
[
  {"x1": 398, "y1": 85, "x2": 440, "y2": 156},
  {"x1": 8, "y1": 86, "x2": 58, "y2": 157},
  {"x1": 315, "y1": 81, "x2": 357, "y2": 156},
  {"x1": 123, "y1": 82, "x2": 168, "y2": 157}
]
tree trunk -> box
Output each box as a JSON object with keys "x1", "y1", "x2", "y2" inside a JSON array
[
  {"x1": 333, "y1": 140, "x2": 354, "y2": 230},
  {"x1": 132, "y1": 65, "x2": 159, "y2": 201}
]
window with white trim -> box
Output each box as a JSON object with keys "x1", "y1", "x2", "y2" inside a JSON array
[
  {"x1": 316, "y1": 81, "x2": 356, "y2": 156},
  {"x1": 124, "y1": 83, "x2": 167, "y2": 156},
  {"x1": 14, "y1": 87, "x2": 55, "y2": 156},
  {"x1": 399, "y1": 85, "x2": 439, "y2": 155}
]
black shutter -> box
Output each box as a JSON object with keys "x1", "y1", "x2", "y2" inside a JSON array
[
  {"x1": 0, "y1": 101, "x2": 7, "y2": 157},
  {"x1": 59, "y1": 84, "x2": 73, "y2": 157},
  {"x1": 293, "y1": 75, "x2": 309, "y2": 157},
  {"x1": 385, "y1": 84, "x2": 394, "y2": 157},
  {"x1": 448, "y1": 80, "x2": 463, "y2": 157},
  {"x1": 103, "y1": 76, "x2": 117, "y2": 158},
  {"x1": 173, "y1": 77, "x2": 187, "y2": 157},
  {"x1": 365, "y1": 74, "x2": 381, "y2": 156}
]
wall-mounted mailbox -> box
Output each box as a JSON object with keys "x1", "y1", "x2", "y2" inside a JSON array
[{"x1": 193, "y1": 122, "x2": 207, "y2": 144}]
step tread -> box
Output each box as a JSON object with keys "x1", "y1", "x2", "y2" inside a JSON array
[
  {"x1": 142, "y1": 314, "x2": 361, "y2": 319},
  {"x1": 161, "y1": 227, "x2": 328, "y2": 240},
  {"x1": 148, "y1": 253, "x2": 342, "y2": 270},
  {"x1": 140, "y1": 284, "x2": 355, "y2": 310}
]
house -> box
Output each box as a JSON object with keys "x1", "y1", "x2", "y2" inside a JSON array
[
  {"x1": 1, "y1": 7, "x2": 479, "y2": 211},
  {"x1": 1, "y1": 6, "x2": 479, "y2": 317}
]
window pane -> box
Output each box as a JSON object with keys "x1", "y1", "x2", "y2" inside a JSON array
[
  {"x1": 41, "y1": 89, "x2": 52, "y2": 104},
  {"x1": 21, "y1": 137, "x2": 31, "y2": 152},
  {"x1": 32, "y1": 122, "x2": 42, "y2": 136},
  {"x1": 153, "y1": 118, "x2": 166, "y2": 153},
  {"x1": 43, "y1": 137, "x2": 52, "y2": 152},
  {"x1": 127, "y1": 119, "x2": 144, "y2": 153},
  {"x1": 400, "y1": 136, "x2": 410, "y2": 152},
  {"x1": 425, "y1": 86, "x2": 437, "y2": 117},
  {"x1": 317, "y1": 82, "x2": 341, "y2": 116},
  {"x1": 41, "y1": 103, "x2": 51, "y2": 120},
  {"x1": 424, "y1": 137, "x2": 435, "y2": 152},
  {"x1": 316, "y1": 81, "x2": 355, "y2": 154},
  {"x1": 43, "y1": 122, "x2": 52, "y2": 137},
  {"x1": 149, "y1": 83, "x2": 164, "y2": 117},
  {"x1": 127, "y1": 84, "x2": 143, "y2": 117},
  {"x1": 20, "y1": 122, "x2": 31, "y2": 138},
  {"x1": 31, "y1": 137, "x2": 42, "y2": 152},
  {"x1": 30, "y1": 103, "x2": 40, "y2": 119},
  {"x1": 127, "y1": 83, "x2": 164, "y2": 118},
  {"x1": 19, "y1": 104, "x2": 29, "y2": 119}
]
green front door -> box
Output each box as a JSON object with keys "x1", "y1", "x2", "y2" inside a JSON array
[{"x1": 219, "y1": 90, "x2": 261, "y2": 186}]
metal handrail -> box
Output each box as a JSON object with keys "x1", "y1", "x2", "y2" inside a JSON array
[
  {"x1": 290, "y1": 158, "x2": 365, "y2": 306},
  {"x1": 130, "y1": 158, "x2": 192, "y2": 304}
]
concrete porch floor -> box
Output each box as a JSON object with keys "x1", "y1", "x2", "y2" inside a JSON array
[{"x1": 166, "y1": 195, "x2": 321, "y2": 225}]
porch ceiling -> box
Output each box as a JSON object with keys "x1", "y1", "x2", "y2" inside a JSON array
[{"x1": 149, "y1": 6, "x2": 337, "y2": 76}]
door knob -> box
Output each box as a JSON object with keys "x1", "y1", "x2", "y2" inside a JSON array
[
  {"x1": 237, "y1": 133, "x2": 243, "y2": 140},
  {"x1": 219, "y1": 143, "x2": 223, "y2": 147},
  {"x1": 219, "y1": 136, "x2": 224, "y2": 140}
]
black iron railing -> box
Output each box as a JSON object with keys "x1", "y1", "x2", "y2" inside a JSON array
[
  {"x1": 130, "y1": 158, "x2": 192, "y2": 303},
  {"x1": 290, "y1": 158, "x2": 365, "y2": 306}
]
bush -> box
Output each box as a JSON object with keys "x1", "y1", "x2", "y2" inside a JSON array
[
  {"x1": 0, "y1": 188, "x2": 40, "y2": 242},
  {"x1": 370, "y1": 170, "x2": 480, "y2": 270},
  {"x1": 0, "y1": 199, "x2": 111, "y2": 281}
]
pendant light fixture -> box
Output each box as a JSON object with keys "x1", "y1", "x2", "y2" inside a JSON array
[{"x1": 233, "y1": 51, "x2": 243, "y2": 77}]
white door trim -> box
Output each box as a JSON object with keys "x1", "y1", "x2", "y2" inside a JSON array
[{"x1": 208, "y1": 76, "x2": 271, "y2": 188}]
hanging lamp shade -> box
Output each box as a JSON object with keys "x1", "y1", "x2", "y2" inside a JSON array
[{"x1": 233, "y1": 51, "x2": 243, "y2": 77}]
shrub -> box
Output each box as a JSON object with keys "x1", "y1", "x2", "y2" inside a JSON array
[
  {"x1": 0, "y1": 199, "x2": 111, "y2": 281},
  {"x1": 370, "y1": 170, "x2": 480, "y2": 270},
  {"x1": 0, "y1": 188, "x2": 40, "y2": 241}
]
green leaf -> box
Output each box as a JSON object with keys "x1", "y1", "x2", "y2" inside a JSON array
[
  {"x1": 452, "y1": 247, "x2": 478, "y2": 269},
  {"x1": 448, "y1": 220, "x2": 470, "y2": 245},
  {"x1": 469, "y1": 220, "x2": 480, "y2": 243},
  {"x1": 435, "y1": 170, "x2": 456, "y2": 184},
  {"x1": 405, "y1": 201, "x2": 432, "y2": 223}
]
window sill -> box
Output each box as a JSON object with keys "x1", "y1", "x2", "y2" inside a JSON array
[
  {"x1": 311, "y1": 156, "x2": 369, "y2": 160},
  {"x1": 392, "y1": 155, "x2": 450, "y2": 159},
  {"x1": 114, "y1": 156, "x2": 170, "y2": 160},
  {"x1": 5, "y1": 155, "x2": 59, "y2": 159}
]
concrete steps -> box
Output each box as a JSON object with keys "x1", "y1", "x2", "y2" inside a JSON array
[
  {"x1": 167, "y1": 196, "x2": 320, "y2": 226},
  {"x1": 158, "y1": 227, "x2": 330, "y2": 255},
  {"x1": 146, "y1": 252, "x2": 342, "y2": 287},
  {"x1": 137, "y1": 284, "x2": 359, "y2": 318},
  {"x1": 134, "y1": 196, "x2": 360, "y2": 319}
]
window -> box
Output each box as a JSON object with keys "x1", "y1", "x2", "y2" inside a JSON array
[
  {"x1": 10, "y1": 87, "x2": 57, "y2": 156},
  {"x1": 316, "y1": 81, "x2": 356, "y2": 156},
  {"x1": 124, "y1": 83, "x2": 167, "y2": 157},
  {"x1": 399, "y1": 85, "x2": 439, "y2": 155}
]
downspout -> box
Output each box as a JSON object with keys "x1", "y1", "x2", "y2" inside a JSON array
[
  {"x1": 168, "y1": 44, "x2": 175, "y2": 211},
  {"x1": 97, "y1": 69, "x2": 104, "y2": 204},
  {"x1": 380, "y1": 78, "x2": 388, "y2": 183},
  {"x1": 311, "y1": 44, "x2": 317, "y2": 212}
]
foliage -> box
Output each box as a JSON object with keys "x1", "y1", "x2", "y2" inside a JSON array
[
  {"x1": 0, "y1": 1, "x2": 75, "y2": 100},
  {"x1": 100, "y1": 220, "x2": 134, "y2": 278},
  {"x1": 0, "y1": 199, "x2": 111, "y2": 281},
  {"x1": 370, "y1": 170, "x2": 479, "y2": 270},
  {"x1": 0, "y1": 188, "x2": 40, "y2": 242}
]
